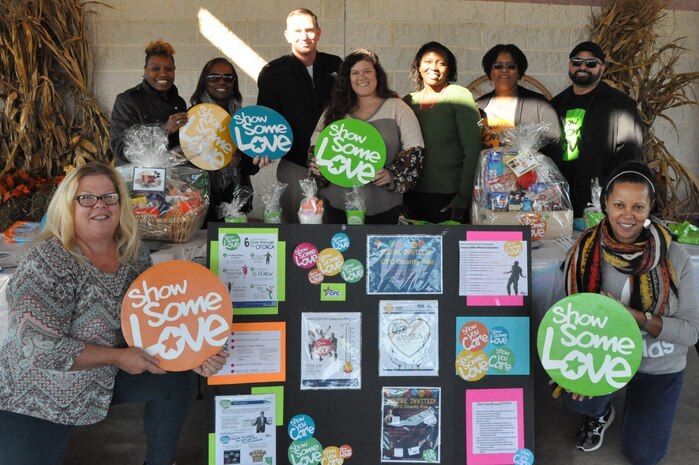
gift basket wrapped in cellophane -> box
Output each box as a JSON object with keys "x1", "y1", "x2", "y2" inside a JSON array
[
  {"x1": 117, "y1": 125, "x2": 210, "y2": 242},
  {"x1": 471, "y1": 123, "x2": 573, "y2": 241}
]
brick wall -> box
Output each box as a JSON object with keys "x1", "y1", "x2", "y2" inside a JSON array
[{"x1": 88, "y1": 0, "x2": 699, "y2": 216}]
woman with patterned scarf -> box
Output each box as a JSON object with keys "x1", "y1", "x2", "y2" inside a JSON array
[{"x1": 560, "y1": 162, "x2": 699, "y2": 465}]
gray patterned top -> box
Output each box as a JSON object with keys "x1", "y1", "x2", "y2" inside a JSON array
[{"x1": 0, "y1": 238, "x2": 150, "y2": 425}]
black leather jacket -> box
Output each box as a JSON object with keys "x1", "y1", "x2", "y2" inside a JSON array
[{"x1": 110, "y1": 79, "x2": 187, "y2": 165}]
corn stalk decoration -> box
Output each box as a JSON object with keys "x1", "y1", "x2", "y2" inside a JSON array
[
  {"x1": 590, "y1": 0, "x2": 699, "y2": 222},
  {"x1": 0, "y1": 0, "x2": 110, "y2": 179}
]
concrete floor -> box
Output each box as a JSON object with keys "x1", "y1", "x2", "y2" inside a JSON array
[{"x1": 65, "y1": 351, "x2": 699, "y2": 465}]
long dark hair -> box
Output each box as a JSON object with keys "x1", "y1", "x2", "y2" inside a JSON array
[
  {"x1": 409, "y1": 41, "x2": 458, "y2": 91},
  {"x1": 190, "y1": 57, "x2": 242, "y2": 106},
  {"x1": 323, "y1": 49, "x2": 398, "y2": 127}
]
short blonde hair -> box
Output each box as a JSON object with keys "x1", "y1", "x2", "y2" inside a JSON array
[
  {"x1": 40, "y1": 162, "x2": 141, "y2": 264},
  {"x1": 287, "y1": 8, "x2": 319, "y2": 29}
]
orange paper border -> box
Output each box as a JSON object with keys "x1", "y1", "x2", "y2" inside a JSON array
[{"x1": 208, "y1": 321, "x2": 286, "y2": 385}]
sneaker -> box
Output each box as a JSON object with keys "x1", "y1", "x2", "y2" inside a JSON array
[{"x1": 575, "y1": 405, "x2": 615, "y2": 452}]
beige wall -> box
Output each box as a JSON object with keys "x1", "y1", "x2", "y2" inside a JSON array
[{"x1": 89, "y1": 0, "x2": 699, "y2": 216}]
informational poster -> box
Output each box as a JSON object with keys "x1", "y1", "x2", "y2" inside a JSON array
[
  {"x1": 538, "y1": 293, "x2": 642, "y2": 396},
  {"x1": 382, "y1": 387, "x2": 441, "y2": 463},
  {"x1": 121, "y1": 260, "x2": 231, "y2": 371},
  {"x1": 459, "y1": 230, "x2": 527, "y2": 306},
  {"x1": 209, "y1": 322, "x2": 286, "y2": 386},
  {"x1": 466, "y1": 388, "x2": 524, "y2": 465},
  {"x1": 313, "y1": 118, "x2": 387, "y2": 187},
  {"x1": 230, "y1": 105, "x2": 293, "y2": 160},
  {"x1": 214, "y1": 394, "x2": 276, "y2": 465},
  {"x1": 301, "y1": 312, "x2": 362, "y2": 390},
  {"x1": 210, "y1": 228, "x2": 286, "y2": 315},
  {"x1": 379, "y1": 300, "x2": 439, "y2": 377},
  {"x1": 367, "y1": 235, "x2": 443, "y2": 295},
  {"x1": 455, "y1": 317, "x2": 530, "y2": 381}
]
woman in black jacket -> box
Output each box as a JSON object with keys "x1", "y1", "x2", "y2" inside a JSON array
[
  {"x1": 190, "y1": 57, "x2": 259, "y2": 222},
  {"x1": 110, "y1": 40, "x2": 189, "y2": 165}
]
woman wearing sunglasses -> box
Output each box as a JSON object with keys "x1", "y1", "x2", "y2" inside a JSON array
[
  {"x1": 191, "y1": 58, "x2": 259, "y2": 223},
  {"x1": 110, "y1": 40, "x2": 189, "y2": 165},
  {"x1": 476, "y1": 44, "x2": 562, "y2": 160}
]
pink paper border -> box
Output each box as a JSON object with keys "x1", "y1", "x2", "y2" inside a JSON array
[
  {"x1": 466, "y1": 231, "x2": 522, "y2": 242},
  {"x1": 464, "y1": 231, "x2": 525, "y2": 307},
  {"x1": 465, "y1": 388, "x2": 524, "y2": 465},
  {"x1": 466, "y1": 295, "x2": 523, "y2": 306}
]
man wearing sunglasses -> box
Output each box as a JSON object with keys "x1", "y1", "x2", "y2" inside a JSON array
[
  {"x1": 551, "y1": 41, "x2": 643, "y2": 219},
  {"x1": 257, "y1": 8, "x2": 341, "y2": 223}
]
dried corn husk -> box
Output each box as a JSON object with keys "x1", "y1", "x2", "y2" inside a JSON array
[
  {"x1": 590, "y1": 0, "x2": 699, "y2": 222},
  {"x1": 0, "y1": 0, "x2": 111, "y2": 179}
]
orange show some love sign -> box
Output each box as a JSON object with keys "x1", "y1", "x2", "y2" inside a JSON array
[{"x1": 121, "y1": 260, "x2": 232, "y2": 371}]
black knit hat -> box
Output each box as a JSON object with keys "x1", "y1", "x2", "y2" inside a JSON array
[{"x1": 569, "y1": 41, "x2": 605, "y2": 62}]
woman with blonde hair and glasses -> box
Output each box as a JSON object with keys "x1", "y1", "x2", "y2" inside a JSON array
[{"x1": 0, "y1": 162, "x2": 225, "y2": 465}]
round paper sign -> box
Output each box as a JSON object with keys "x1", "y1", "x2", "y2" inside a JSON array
[
  {"x1": 179, "y1": 103, "x2": 236, "y2": 170},
  {"x1": 313, "y1": 118, "x2": 386, "y2": 187},
  {"x1": 289, "y1": 437, "x2": 323, "y2": 465},
  {"x1": 229, "y1": 105, "x2": 293, "y2": 159},
  {"x1": 537, "y1": 293, "x2": 642, "y2": 397},
  {"x1": 121, "y1": 260, "x2": 232, "y2": 371}
]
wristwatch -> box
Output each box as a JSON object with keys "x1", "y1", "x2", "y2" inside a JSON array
[{"x1": 640, "y1": 311, "x2": 653, "y2": 330}]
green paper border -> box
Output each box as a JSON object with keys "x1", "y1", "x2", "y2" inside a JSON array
[
  {"x1": 251, "y1": 385, "x2": 285, "y2": 426},
  {"x1": 210, "y1": 228, "x2": 284, "y2": 315}
]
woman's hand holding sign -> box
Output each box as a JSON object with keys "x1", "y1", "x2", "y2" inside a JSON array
[
  {"x1": 308, "y1": 157, "x2": 321, "y2": 177},
  {"x1": 164, "y1": 112, "x2": 189, "y2": 134},
  {"x1": 602, "y1": 291, "x2": 663, "y2": 338},
  {"x1": 115, "y1": 346, "x2": 166, "y2": 375},
  {"x1": 252, "y1": 155, "x2": 273, "y2": 167},
  {"x1": 372, "y1": 168, "x2": 393, "y2": 187},
  {"x1": 193, "y1": 349, "x2": 228, "y2": 377}
]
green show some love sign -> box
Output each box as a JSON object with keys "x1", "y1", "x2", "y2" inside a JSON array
[
  {"x1": 314, "y1": 118, "x2": 386, "y2": 187},
  {"x1": 537, "y1": 293, "x2": 642, "y2": 397}
]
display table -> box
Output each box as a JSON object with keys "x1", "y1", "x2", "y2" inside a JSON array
[{"x1": 1, "y1": 232, "x2": 698, "y2": 343}]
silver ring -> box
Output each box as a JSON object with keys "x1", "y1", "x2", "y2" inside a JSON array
[{"x1": 177, "y1": 119, "x2": 182, "y2": 125}]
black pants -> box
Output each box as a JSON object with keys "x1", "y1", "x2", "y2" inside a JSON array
[{"x1": 403, "y1": 191, "x2": 458, "y2": 223}]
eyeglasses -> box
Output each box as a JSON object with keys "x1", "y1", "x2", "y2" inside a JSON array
[
  {"x1": 75, "y1": 192, "x2": 120, "y2": 207},
  {"x1": 492, "y1": 62, "x2": 518, "y2": 71},
  {"x1": 570, "y1": 57, "x2": 602, "y2": 68},
  {"x1": 206, "y1": 73, "x2": 236, "y2": 83}
]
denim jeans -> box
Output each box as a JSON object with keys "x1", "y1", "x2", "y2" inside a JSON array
[
  {"x1": 0, "y1": 409, "x2": 76, "y2": 465},
  {"x1": 0, "y1": 370, "x2": 195, "y2": 465},
  {"x1": 564, "y1": 370, "x2": 685, "y2": 465},
  {"x1": 112, "y1": 370, "x2": 195, "y2": 465}
]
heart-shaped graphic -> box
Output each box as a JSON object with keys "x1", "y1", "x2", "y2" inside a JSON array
[{"x1": 388, "y1": 318, "x2": 430, "y2": 358}]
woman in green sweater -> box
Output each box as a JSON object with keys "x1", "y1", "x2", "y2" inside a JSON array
[{"x1": 403, "y1": 42, "x2": 482, "y2": 223}]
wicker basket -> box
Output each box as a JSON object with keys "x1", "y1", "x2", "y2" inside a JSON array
[{"x1": 135, "y1": 204, "x2": 207, "y2": 243}]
